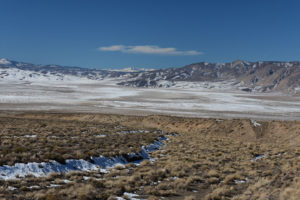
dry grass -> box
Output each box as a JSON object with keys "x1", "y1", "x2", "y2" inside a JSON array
[
  {"x1": 0, "y1": 117, "x2": 161, "y2": 165},
  {"x1": 0, "y1": 113, "x2": 299, "y2": 199}
]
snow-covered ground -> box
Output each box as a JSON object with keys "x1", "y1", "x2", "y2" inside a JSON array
[
  {"x1": 0, "y1": 77, "x2": 300, "y2": 120},
  {"x1": 0, "y1": 137, "x2": 166, "y2": 180}
]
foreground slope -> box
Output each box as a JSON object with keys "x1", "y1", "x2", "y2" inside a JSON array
[{"x1": 0, "y1": 113, "x2": 299, "y2": 200}]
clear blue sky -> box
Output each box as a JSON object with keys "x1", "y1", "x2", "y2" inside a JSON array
[{"x1": 1, "y1": 0, "x2": 300, "y2": 69}]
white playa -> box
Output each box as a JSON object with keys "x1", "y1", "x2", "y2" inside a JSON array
[{"x1": 0, "y1": 77, "x2": 300, "y2": 120}]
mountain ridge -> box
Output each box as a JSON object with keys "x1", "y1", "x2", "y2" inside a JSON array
[{"x1": 1, "y1": 58, "x2": 300, "y2": 94}]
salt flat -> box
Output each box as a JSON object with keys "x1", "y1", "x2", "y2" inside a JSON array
[{"x1": 1, "y1": 79, "x2": 300, "y2": 120}]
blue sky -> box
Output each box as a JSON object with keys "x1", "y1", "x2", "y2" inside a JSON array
[{"x1": 1, "y1": 0, "x2": 300, "y2": 69}]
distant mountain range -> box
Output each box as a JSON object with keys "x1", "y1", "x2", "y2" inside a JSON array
[{"x1": 1, "y1": 58, "x2": 300, "y2": 94}]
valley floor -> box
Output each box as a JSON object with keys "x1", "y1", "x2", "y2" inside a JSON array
[
  {"x1": 0, "y1": 113, "x2": 299, "y2": 200},
  {"x1": 1, "y1": 80, "x2": 300, "y2": 120}
]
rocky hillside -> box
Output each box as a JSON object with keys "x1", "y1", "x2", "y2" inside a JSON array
[
  {"x1": 1, "y1": 58, "x2": 300, "y2": 94},
  {"x1": 118, "y1": 60, "x2": 300, "y2": 94}
]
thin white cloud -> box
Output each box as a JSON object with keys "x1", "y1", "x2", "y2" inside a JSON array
[
  {"x1": 98, "y1": 45, "x2": 202, "y2": 56},
  {"x1": 98, "y1": 45, "x2": 125, "y2": 51}
]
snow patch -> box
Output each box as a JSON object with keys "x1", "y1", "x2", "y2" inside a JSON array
[
  {"x1": 95, "y1": 134, "x2": 106, "y2": 138},
  {"x1": 28, "y1": 185, "x2": 41, "y2": 189},
  {"x1": 117, "y1": 192, "x2": 145, "y2": 200},
  {"x1": 47, "y1": 184, "x2": 61, "y2": 188},
  {"x1": 8, "y1": 186, "x2": 17, "y2": 191},
  {"x1": 252, "y1": 154, "x2": 265, "y2": 161},
  {"x1": 0, "y1": 137, "x2": 167, "y2": 180},
  {"x1": 234, "y1": 178, "x2": 248, "y2": 184},
  {"x1": 250, "y1": 119, "x2": 261, "y2": 127},
  {"x1": 0, "y1": 58, "x2": 11, "y2": 65},
  {"x1": 24, "y1": 134, "x2": 37, "y2": 138},
  {"x1": 117, "y1": 130, "x2": 148, "y2": 134}
]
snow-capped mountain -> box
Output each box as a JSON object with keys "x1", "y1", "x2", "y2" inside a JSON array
[
  {"x1": 117, "y1": 60, "x2": 300, "y2": 94},
  {"x1": 1, "y1": 58, "x2": 300, "y2": 94},
  {"x1": 0, "y1": 58, "x2": 11, "y2": 65},
  {"x1": 0, "y1": 58, "x2": 129, "y2": 82}
]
